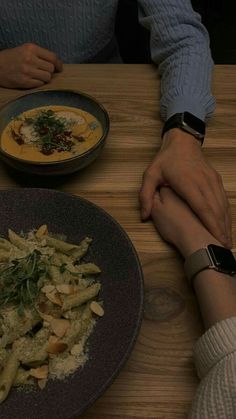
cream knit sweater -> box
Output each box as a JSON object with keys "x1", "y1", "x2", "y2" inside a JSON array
[{"x1": 190, "y1": 317, "x2": 236, "y2": 418}]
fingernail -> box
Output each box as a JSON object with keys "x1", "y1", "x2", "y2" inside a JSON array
[
  {"x1": 141, "y1": 208, "x2": 150, "y2": 220},
  {"x1": 141, "y1": 212, "x2": 147, "y2": 220},
  {"x1": 141, "y1": 210, "x2": 145, "y2": 219}
]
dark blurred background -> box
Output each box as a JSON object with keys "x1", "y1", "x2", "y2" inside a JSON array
[{"x1": 115, "y1": 0, "x2": 236, "y2": 64}]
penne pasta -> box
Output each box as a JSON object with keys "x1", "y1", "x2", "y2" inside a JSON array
[
  {"x1": 71, "y1": 237, "x2": 92, "y2": 261},
  {"x1": 68, "y1": 263, "x2": 101, "y2": 275},
  {"x1": 48, "y1": 265, "x2": 63, "y2": 285},
  {"x1": 8, "y1": 229, "x2": 30, "y2": 250},
  {"x1": 16, "y1": 328, "x2": 50, "y2": 366},
  {"x1": 0, "y1": 352, "x2": 19, "y2": 403},
  {"x1": 0, "y1": 308, "x2": 41, "y2": 348},
  {"x1": 13, "y1": 368, "x2": 34, "y2": 387},
  {"x1": 0, "y1": 237, "x2": 13, "y2": 251},
  {"x1": 0, "y1": 249, "x2": 10, "y2": 262},
  {"x1": 0, "y1": 225, "x2": 103, "y2": 401},
  {"x1": 62, "y1": 283, "x2": 101, "y2": 311},
  {"x1": 45, "y1": 236, "x2": 78, "y2": 255}
]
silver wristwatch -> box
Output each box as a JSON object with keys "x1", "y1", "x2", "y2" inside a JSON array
[{"x1": 184, "y1": 244, "x2": 236, "y2": 283}]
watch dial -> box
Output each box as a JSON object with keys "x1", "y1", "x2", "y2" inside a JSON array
[
  {"x1": 208, "y1": 244, "x2": 236, "y2": 274},
  {"x1": 184, "y1": 112, "x2": 205, "y2": 135}
]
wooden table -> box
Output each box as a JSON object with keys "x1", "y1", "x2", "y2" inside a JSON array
[{"x1": 0, "y1": 65, "x2": 235, "y2": 419}]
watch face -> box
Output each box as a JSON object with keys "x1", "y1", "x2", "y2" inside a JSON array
[
  {"x1": 183, "y1": 112, "x2": 205, "y2": 136},
  {"x1": 208, "y1": 244, "x2": 236, "y2": 274}
]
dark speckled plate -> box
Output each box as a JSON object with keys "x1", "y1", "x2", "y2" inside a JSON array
[{"x1": 0, "y1": 188, "x2": 143, "y2": 419}]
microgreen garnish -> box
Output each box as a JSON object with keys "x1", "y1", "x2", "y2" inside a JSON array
[
  {"x1": 59, "y1": 263, "x2": 67, "y2": 274},
  {"x1": 0, "y1": 250, "x2": 47, "y2": 316},
  {"x1": 25, "y1": 110, "x2": 74, "y2": 155}
]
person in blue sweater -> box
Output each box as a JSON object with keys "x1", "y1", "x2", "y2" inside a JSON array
[{"x1": 0, "y1": 0, "x2": 231, "y2": 250}]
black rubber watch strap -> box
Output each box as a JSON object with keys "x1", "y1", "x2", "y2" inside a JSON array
[{"x1": 161, "y1": 112, "x2": 205, "y2": 144}]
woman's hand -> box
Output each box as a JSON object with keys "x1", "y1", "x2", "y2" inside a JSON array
[
  {"x1": 151, "y1": 186, "x2": 222, "y2": 258},
  {"x1": 0, "y1": 43, "x2": 62, "y2": 89},
  {"x1": 140, "y1": 128, "x2": 232, "y2": 248}
]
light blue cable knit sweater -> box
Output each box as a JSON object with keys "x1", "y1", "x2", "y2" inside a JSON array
[{"x1": 0, "y1": 0, "x2": 215, "y2": 121}]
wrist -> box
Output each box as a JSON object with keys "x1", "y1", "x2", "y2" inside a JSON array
[
  {"x1": 161, "y1": 128, "x2": 202, "y2": 150},
  {"x1": 177, "y1": 230, "x2": 221, "y2": 259}
]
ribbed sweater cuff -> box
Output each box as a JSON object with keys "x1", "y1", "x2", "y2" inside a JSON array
[
  {"x1": 193, "y1": 317, "x2": 236, "y2": 379},
  {"x1": 164, "y1": 96, "x2": 207, "y2": 121}
]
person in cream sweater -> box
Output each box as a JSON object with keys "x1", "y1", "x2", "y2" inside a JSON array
[{"x1": 151, "y1": 186, "x2": 236, "y2": 418}]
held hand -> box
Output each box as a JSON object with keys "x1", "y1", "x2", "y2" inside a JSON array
[
  {"x1": 151, "y1": 186, "x2": 221, "y2": 258},
  {"x1": 0, "y1": 43, "x2": 63, "y2": 89},
  {"x1": 139, "y1": 128, "x2": 232, "y2": 248}
]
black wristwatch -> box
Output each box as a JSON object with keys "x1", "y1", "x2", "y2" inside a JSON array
[
  {"x1": 184, "y1": 244, "x2": 236, "y2": 284},
  {"x1": 161, "y1": 112, "x2": 206, "y2": 144}
]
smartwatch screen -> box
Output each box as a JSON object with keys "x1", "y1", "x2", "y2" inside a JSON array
[
  {"x1": 183, "y1": 112, "x2": 205, "y2": 135},
  {"x1": 208, "y1": 244, "x2": 236, "y2": 274}
]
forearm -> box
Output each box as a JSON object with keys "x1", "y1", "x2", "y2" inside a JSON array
[
  {"x1": 180, "y1": 221, "x2": 236, "y2": 415},
  {"x1": 179, "y1": 232, "x2": 236, "y2": 329},
  {"x1": 193, "y1": 269, "x2": 236, "y2": 329},
  {"x1": 138, "y1": 0, "x2": 215, "y2": 121},
  {"x1": 151, "y1": 187, "x2": 236, "y2": 417}
]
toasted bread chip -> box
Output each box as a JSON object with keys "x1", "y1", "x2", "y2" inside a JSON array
[
  {"x1": 50, "y1": 318, "x2": 70, "y2": 338},
  {"x1": 12, "y1": 120, "x2": 23, "y2": 136},
  {"x1": 38, "y1": 378, "x2": 47, "y2": 390},
  {"x1": 46, "y1": 341, "x2": 68, "y2": 354},
  {"x1": 56, "y1": 284, "x2": 75, "y2": 295},
  {"x1": 41, "y1": 285, "x2": 55, "y2": 294},
  {"x1": 90, "y1": 301, "x2": 104, "y2": 317},
  {"x1": 48, "y1": 335, "x2": 58, "y2": 344},
  {"x1": 46, "y1": 291, "x2": 63, "y2": 307},
  {"x1": 39, "y1": 312, "x2": 54, "y2": 323},
  {"x1": 30, "y1": 365, "x2": 49, "y2": 379},
  {"x1": 35, "y1": 224, "x2": 48, "y2": 238}
]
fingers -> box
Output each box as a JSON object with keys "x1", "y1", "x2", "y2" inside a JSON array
[
  {"x1": 151, "y1": 187, "x2": 173, "y2": 221},
  {"x1": 150, "y1": 190, "x2": 163, "y2": 226},
  {"x1": 23, "y1": 79, "x2": 45, "y2": 89},
  {"x1": 200, "y1": 170, "x2": 232, "y2": 247},
  {"x1": 36, "y1": 58, "x2": 55, "y2": 74},
  {"x1": 36, "y1": 45, "x2": 63, "y2": 72},
  {"x1": 159, "y1": 185, "x2": 176, "y2": 203},
  {"x1": 172, "y1": 171, "x2": 230, "y2": 247},
  {"x1": 29, "y1": 68, "x2": 53, "y2": 83},
  {"x1": 22, "y1": 44, "x2": 63, "y2": 87},
  {"x1": 139, "y1": 167, "x2": 163, "y2": 220}
]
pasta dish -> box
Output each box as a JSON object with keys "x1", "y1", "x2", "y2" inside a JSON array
[{"x1": 0, "y1": 225, "x2": 104, "y2": 403}]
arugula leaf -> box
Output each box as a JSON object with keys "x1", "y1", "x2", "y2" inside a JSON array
[
  {"x1": 27, "y1": 110, "x2": 74, "y2": 155},
  {"x1": 0, "y1": 250, "x2": 47, "y2": 316}
]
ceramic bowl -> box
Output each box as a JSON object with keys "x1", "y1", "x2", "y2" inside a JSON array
[{"x1": 0, "y1": 90, "x2": 109, "y2": 176}]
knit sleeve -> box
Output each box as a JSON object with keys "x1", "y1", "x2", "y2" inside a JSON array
[
  {"x1": 189, "y1": 317, "x2": 236, "y2": 418},
  {"x1": 137, "y1": 0, "x2": 216, "y2": 122}
]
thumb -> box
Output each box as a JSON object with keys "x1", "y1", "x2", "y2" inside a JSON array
[{"x1": 139, "y1": 167, "x2": 163, "y2": 220}]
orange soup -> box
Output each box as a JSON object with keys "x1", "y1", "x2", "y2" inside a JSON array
[{"x1": 1, "y1": 106, "x2": 103, "y2": 162}]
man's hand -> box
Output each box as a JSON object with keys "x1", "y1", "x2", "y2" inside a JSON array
[
  {"x1": 151, "y1": 186, "x2": 221, "y2": 258},
  {"x1": 139, "y1": 128, "x2": 232, "y2": 248},
  {"x1": 0, "y1": 43, "x2": 62, "y2": 89}
]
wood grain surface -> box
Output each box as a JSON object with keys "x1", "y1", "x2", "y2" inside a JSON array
[{"x1": 0, "y1": 65, "x2": 235, "y2": 419}]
